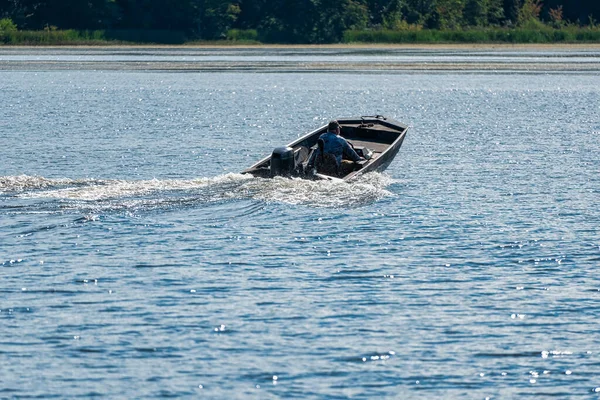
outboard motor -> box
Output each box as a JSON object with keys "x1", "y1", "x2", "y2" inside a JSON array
[{"x1": 270, "y1": 146, "x2": 295, "y2": 177}]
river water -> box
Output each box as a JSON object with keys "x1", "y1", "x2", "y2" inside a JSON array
[{"x1": 1, "y1": 46, "x2": 600, "y2": 399}]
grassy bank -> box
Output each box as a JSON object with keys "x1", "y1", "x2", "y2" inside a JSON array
[
  {"x1": 2, "y1": 27, "x2": 600, "y2": 46},
  {"x1": 343, "y1": 27, "x2": 600, "y2": 44},
  {"x1": 0, "y1": 29, "x2": 187, "y2": 45}
]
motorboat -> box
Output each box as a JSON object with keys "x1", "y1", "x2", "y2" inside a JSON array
[{"x1": 242, "y1": 115, "x2": 408, "y2": 181}]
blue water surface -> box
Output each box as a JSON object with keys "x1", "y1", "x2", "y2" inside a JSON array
[{"x1": 1, "y1": 47, "x2": 600, "y2": 399}]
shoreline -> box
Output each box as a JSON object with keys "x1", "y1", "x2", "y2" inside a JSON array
[{"x1": 2, "y1": 43, "x2": 600, "y2": 50}]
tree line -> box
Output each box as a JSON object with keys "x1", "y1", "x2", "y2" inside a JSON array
[{"x1": 1, "y1": 0, "x2": 600, "y2": 43}]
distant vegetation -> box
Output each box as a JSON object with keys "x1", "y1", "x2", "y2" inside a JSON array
[
  {"x1": 344, "y1": 26, "x2": 600, "y2": 44},
  {"x1": 1, "y1": 0, "x2": 600, "y2": 45}
]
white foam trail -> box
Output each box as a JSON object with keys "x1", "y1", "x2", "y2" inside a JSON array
[
  {"x1": 0, "y1": 174, "x2": 77, "y2": 192},
  {"x1": 243, "y1": 172, "x2": 396, "y2": 207},
  {"x1": 18, "y1": 173, "x2": 252, "y2": 201},
  {"x1": 5, "y1": 172, "x2": 395, "y2": 210}
]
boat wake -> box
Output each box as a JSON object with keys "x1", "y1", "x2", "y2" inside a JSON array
[
  {"x1": 0, "y1": 172, "x2": 396, "y2": 215},
  {"x1": 244, "y1": 173, "x2": 395, "y2": 207}
]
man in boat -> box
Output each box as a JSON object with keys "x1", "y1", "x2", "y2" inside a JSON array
[{"x1": 307, "y1": 120, "x2": 364, "y2": 176}]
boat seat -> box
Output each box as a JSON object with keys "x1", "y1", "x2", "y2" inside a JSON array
[{"x1": 315, "y1": 139, "x2": 340, "y2": 177}]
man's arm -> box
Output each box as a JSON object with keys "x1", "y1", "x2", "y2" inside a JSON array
[{"x1": 342, "y1": 140, "x2": 363, "y2": 162}]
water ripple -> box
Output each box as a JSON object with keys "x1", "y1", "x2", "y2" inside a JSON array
[{"x1": 3, "y1": 51, "x2": 600, "y2": 399}]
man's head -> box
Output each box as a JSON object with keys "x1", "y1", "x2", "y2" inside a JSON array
[{"x1": 328, "y1": 120, "x2": 340, "y2": 133}]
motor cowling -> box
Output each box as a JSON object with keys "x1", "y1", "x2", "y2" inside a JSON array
[{"x1": 270, "y1": 146, "x2": 295, "y2": 177}]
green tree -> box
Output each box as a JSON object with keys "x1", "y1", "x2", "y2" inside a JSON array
[
  {"x1": 345, "y1": 0, "x2": 370, "y2": 30},
  {"x1": 503, "y1": 0, "x2": 520, "y2": 25},
  {"x1": 3, "y1": 0, "x2": 600, "y2": 44},
  {"x1": 255, "y1": 0, "x2": 317, "y2": 43},
  {"x1": 256, "y1": 0, "x2": 368, "y2": 43},
  {"x1": 235, "y1": 0, "x2": 271, "y2": 30},
  {"x1": 311, "y1": 0, "x2": 369, "y2": 43},
  {"x1": 517, "y1": 0, "x2": 542, "y2": 26},
  {"x1": 464, "y1": 0, "x2": 486, "y2": 25},
  {"x1": 367, "y1": 0, "x2": 402, "y2": 26},
  {"x1": 547, "y1": 4, "x2": 564, "y2": 27},
  {"x1": 379, "y1": 0, "x2": 416, "y2": 29},
  {"x1": 198, "y1": 0, "x2": 240, "y2": 39},
  {"x1": 404, "y1": 0, "x2": 436, "y2": 26},
  {"x1": 487, "y1": 0, "x2": 504, "y2": 25},
  {"x1": 0, "y1": 17, "x2": 17, "y2": 31},
  {"x1": 115, "y1": 0, "x2": 200, "y2": 33},
  {"x1": 0, "y1": 0, "x2": 38, "y2": 29},
  {"x1": 464, "y1": 0, "x2": 504, "y2": 26},
  {"x1": 435, "y1": 0, "x2": 464, "y2": 29},
  {"x1": 3, "y1": 0, "x2": 119, "y2": 29}
]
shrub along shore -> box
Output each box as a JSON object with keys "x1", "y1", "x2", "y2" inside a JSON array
[
  {"x1": 1, "y1": 27, "x2": 600, "y2": 46},
  {"x1": 2, "y1": 0, "x2": 600, "y2": 46}
]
